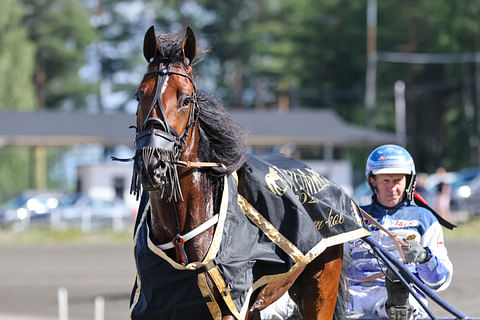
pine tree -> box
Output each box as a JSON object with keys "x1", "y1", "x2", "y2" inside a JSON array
[
  {"x1": 20, "y1": 0, "x2": 96, "y2": 109},
  {"x1": 0, "y1": 0, "x2": 36, "y2": 110},
  {"x1": 0, "y1": 0, "x2": 37, "y2": 201}
]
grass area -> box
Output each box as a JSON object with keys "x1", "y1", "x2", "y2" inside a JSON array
[
  {"x1": 1, "y1": 217, "x2": 479, "y2": 245},
  {"x1": 444, "y1": 217, "x2": 480, "y2": 240},
  {"x1": 0, "y1": 225, "x2": 133, "y2": 245}
]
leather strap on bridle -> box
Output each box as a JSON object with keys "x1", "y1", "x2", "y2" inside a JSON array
[
  {"x1": 174, "y1": 160, "x2": 222, "y2": 168},
  {"x1": 140, "y1": 66, "x2": 198, "y2": 144}
]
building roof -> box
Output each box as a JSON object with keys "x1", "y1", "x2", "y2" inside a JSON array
[
  {"x1": 231, "y1": 109, "x2": 396, "y2": 147},
  {"x1": 0, "y1": 109, "x2": 397, "y2": 148}
]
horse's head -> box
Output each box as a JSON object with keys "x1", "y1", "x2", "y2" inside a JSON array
[{"x1": 132, "y1": 26, "x2": 198, "y2": 202}]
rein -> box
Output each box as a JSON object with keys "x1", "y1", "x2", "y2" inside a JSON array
[
  {"x1": 346, "y1": 208, "x2": 410, "y2": 283},
  {"x1": 359, "y1": 207, "x2": 409, "y2": 264}
]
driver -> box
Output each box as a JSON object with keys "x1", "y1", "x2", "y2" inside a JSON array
[{"x1": 346, "y1": 144, "x2": 453, "y2": 319}]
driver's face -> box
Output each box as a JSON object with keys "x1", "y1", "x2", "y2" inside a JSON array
[{"x1": 369, "y1": 174, "x2": 407, "y2": 208}]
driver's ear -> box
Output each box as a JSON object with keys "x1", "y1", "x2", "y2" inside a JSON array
[{"x1": 368, "y1": 176, "x2": 377, "y2": 189}]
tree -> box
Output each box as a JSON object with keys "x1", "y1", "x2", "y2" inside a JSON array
[
  {"x1": 0, "y1": 0, "x2": 37, "y2": 201},
  {"x1": 374, "y1": 0, "x2": 480, "y2": 171},
  {"x1": 253, "y1": 0, "x2": 367, "y2": 117},
  {"x1": 84, "y1": 0, "x2": 150, "y2": 112},
  {"x1": 20, "y1": 0, "x2": 96, "y2": 109},
  {"x1": 0, "y1": 0, "x2": 36, "y2": 110}
]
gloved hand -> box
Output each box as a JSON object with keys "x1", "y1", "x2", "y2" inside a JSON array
[{"x1": 401, "y1": 238, "x2": 431, "y2": 264}]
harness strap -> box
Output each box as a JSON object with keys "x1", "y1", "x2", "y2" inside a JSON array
[
  {"x1": 174, "y1": 160, "x2": 222, "y2": 168},
  {"x1": 156, "y1": 214, "x2": 219, "y2": 250},
  {"x1": 173, "y1": 234, "x2": 188, "y2": 265},
  {"x1": 112, "y1": 156, "x2": 222, "y2": 169}
]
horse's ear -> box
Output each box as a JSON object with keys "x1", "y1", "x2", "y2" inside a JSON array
[
  {"x1": 182, "y1": 26, "x2": 196, "y2": 66},
  {"x1": 143, "y1": 25, "x2": 158, "y2": 63}
]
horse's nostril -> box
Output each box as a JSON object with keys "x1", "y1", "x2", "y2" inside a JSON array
[{"x1": 153, "y1": 161, "x2": 166, "y2": 173}]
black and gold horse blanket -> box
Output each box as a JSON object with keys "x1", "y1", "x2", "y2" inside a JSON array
[{"x1": 129, "y1": 153, "x2": 369, "y2": 319}]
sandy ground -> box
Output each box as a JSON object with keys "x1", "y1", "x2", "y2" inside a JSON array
[{"x1": 0, "y1": 240, "x2": 478, "y2": 320}]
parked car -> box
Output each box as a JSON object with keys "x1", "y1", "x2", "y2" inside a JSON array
[
  {"x1": 54, "y1": 193, "x2": 134, "y2": 231},
  {"x1": 0, "y1": 191, "x2": 65, "y2": 228},
  {"x1": 449, "y1": 167, "x2": 480, "y2": 215}
]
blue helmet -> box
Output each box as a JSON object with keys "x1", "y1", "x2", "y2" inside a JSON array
[
  {"x1": 366, "y1": 144, "x2": 415, "y2": 177},
  {"x1": 366, "y1": 144, "x2": 416, "y2": 201}
]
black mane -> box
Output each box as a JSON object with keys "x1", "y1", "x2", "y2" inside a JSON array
[{"x1": 196, "y1": 90, "x2": 247, "y2": 176}]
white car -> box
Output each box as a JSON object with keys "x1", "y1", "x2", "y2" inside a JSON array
[
  {"x1": 55, "y1": 193, "x2": 133, "y2": 231},
  {"x1": 0, "y1": 191, "x2": 65, "y2": 228}
]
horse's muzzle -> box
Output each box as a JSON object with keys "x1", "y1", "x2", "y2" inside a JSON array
[
  {"x1": 133, "y1": 129, "x2": 183, "y2": 201},
  {"x1": 137, "y1": 153, "x2": 170, "y2": 190}
]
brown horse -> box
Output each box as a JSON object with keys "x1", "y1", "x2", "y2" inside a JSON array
[{"x1": 129, "y1": 25, "x2": 348, "y2": 320}]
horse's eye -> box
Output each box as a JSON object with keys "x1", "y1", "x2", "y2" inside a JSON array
[
  {"x1": 134, "y1": 89, "x2": 144, "y2": 102},
  {"x1": 181, "y1": 96, "x2": 192, "y2": 107}
]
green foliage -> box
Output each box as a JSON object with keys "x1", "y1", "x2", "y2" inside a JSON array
[
  {"x1": 374, "y1": 1, "x2": 480, "y2": 172},
  {"x1": 2, "y1": 0, "x2": 480, "y2": 185},
  {"x1": 0, "y1": 226, "x2": 133, "y2": 244},
  {"x1": 0, "y1": 1, "x2": 36, "y2": 202},
  {"x1": 444, "y1": 218, "x2": 480, "y2": 240},
  {"x1": 128, "y1": 0, "x2": 480, "y2": 171},
  {"x1": 86, "y1": 0, "x2": 147, "y2": 111},
  {"x1": 20, "y1": 0, "x2": 96, "y2": 109},
  {"x1": 0, "y1": 147, "x2": 33, "y2": 202},
  {"x1": 0, "y1": 0, "x2": 36, "y2": 110}
]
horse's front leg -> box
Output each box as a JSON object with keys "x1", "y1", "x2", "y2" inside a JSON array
[{"x1": 292, "y1": 244, "x2": 343, "y2": 320}]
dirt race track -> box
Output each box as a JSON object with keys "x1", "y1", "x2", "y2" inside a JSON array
[{"x1": 0, "y1": 239, "x2": 478, "y2": 320}]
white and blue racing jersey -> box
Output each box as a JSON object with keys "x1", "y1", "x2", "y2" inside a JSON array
[{"x1": 346, "y1": 197, "x2": 453, "y2": 317}]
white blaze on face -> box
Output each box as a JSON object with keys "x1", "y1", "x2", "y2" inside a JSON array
[
  {"x1": 160, "y1": 74, "x2": 170, "y2": 102},
  {"x1": 161, "y1": 74, "x2": 170, "y2": 93}
]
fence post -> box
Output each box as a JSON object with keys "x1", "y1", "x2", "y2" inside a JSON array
[
  {"x1": 94, "y1": 296, "x2": 105, "y2": 320},
  {"x1": 58, "y1": 287, "x2": 68, "y2": 320}
]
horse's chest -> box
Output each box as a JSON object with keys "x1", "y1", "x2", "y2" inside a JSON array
[{"x1": 131, "y1": 218, "x2": 213, "y2": 319}]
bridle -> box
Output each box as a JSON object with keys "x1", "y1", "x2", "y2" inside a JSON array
[
  {"x1": 131, "y1": 63, "x2": 200, "y2": 202},
  {"x1": 137, "y1": 66, "x2": 199, "y2": 148}
]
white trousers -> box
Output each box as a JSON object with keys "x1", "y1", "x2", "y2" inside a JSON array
[
  {"x1": 260, "y1": 292, "x2": 301, "y2": 320},
  {"x1": 349, "y1": 284, "x2": 428, "y2": 319}
]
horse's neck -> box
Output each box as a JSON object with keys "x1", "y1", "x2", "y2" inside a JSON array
[
  {"x1": 149, "y1": 172, "x2": 213, "y2": 236},
  {"x1": 149, "y1": 127, "x2": 216, "y2": 262}
]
